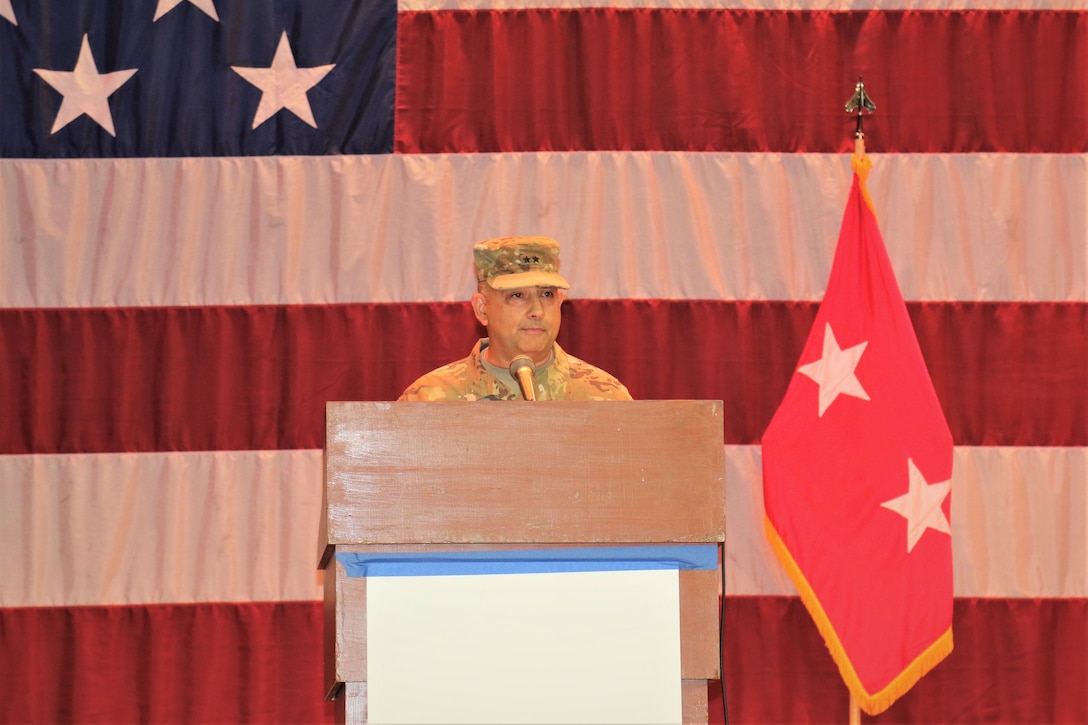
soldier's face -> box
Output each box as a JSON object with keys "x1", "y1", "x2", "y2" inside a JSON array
[{"x1": 471, "y1": 284, "x2": 563, "y2": 368}]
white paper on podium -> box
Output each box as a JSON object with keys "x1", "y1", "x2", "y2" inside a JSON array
[{"x1": 366, "y1": 567, "x2": 682, "y2": 724}]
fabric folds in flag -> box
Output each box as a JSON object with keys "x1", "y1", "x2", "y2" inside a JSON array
[{"x1": 762, "y1": 154, "x2": 955, "y2": 715}]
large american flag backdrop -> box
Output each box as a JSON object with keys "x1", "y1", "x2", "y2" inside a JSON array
[{"x1": 1, "y1": 0, "x2": 1084, "y2": 723}]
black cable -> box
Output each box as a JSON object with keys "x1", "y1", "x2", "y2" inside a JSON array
[{"x1": 719, "y1": 541, "x2": 729, "y2": 724}]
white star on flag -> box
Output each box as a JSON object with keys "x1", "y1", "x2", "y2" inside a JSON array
[
  {"x1": 34, "y1": 35, "x2": 138, "y2": 137},
  {"x1": 1, "y1": 0, "x2": 16, "y2": 26},
  {"x1": 797, "y1": 322, "x2": 871, "y2": 417},
  {"x1": 154, "y1": 0, "x2": 220, "y2": 22},
  {"x1": 881, "y1": 458, "x2": 952, "y2": 553},
  {"x1": 231, "y1": 32, "x2": 335, "y2": 129}
]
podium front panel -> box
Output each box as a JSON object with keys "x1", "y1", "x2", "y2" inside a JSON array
[{"x1": 322, "y1": 400, "x2": 725, "y2": 556}]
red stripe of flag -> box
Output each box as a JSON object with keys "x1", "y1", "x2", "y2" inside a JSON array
[
  {"x1": 4, "y1": 598, "x2": 1085, "y2": 724},
  {"x1": 0, "y1": 300, "x2": 1083, "y2": 454},
  {"x1": 396, "y1": 9, "x2": 1087, "y2": 154},
  {"x1": 718, "y1": 597, "x2": 1088, "y2": 724},
  {"x1": 0, "y1": 602, "x2": 332, "y2": 724}
]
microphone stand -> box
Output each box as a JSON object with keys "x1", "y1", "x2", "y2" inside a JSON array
[{"x1": 508, "y1": 356, "x2": 537, "y2": 401}]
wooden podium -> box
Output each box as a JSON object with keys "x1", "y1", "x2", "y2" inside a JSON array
[{"x1": 319, "y1": 400, "x2": 725, "y2": 723}]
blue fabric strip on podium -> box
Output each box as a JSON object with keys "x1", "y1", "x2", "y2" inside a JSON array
[{"x1": 336, "y1": 544, "x2": 718, "y2": 578}]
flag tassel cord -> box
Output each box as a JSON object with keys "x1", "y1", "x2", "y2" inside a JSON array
[{"x1": 764, "y1": 517, "x2": 954, "y2": 716}]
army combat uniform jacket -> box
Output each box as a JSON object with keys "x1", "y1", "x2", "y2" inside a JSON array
[{"x1": 398, "y1": 339, "x2": 632, "y2": 402}]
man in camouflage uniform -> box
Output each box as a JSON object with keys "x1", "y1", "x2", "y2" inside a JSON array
[{"x1": 398, "y1": 236, "x2": 632, "y2": 402}]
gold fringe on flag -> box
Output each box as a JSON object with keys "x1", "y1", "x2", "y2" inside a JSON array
[{"x1": 764, "y1": 517, "x2": 954, "y2": 715}]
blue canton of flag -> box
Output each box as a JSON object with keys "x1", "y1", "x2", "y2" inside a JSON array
[{"x1": 0, "y1": 0, "x2": 396, "y2": 157}]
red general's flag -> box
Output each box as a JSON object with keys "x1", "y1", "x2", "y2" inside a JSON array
[{"x1": 761, "y1": 154, "x2": 954, "y2": 715}]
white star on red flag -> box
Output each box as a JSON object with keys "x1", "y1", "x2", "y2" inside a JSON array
[
  {"x1": 798, "y1": 322, "x2": 870, "y2": 417},
  {"x1": 881, "y1": 458, "x2": 952, "y2": 552},
  {"x1": 231, "y1": 32, "x2": 335, "y2": 129},
  {"x1": 33, "y1": 36, "x2": 138, "y2": 137}
]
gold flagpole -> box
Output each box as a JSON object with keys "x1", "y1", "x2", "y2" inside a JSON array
[
  {"x1": 844, "y1": 79, "x2": 875, "y2": 725},
  {"x1": 849, "y1": 694, "x2": 861, "y2": 725}
]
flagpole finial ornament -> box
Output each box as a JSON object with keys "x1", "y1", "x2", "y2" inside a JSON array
[{"x1": 845, "y1": 78, "x2": 876, "y2": 155}]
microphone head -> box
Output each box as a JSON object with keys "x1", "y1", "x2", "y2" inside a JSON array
[{"x1": 508, "y1": 355, "x2": 536, "y2": 377}]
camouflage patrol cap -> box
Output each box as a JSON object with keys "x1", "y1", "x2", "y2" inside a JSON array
[{"x1": 473, "y1": 236, "x2": 571, "y2": 290}]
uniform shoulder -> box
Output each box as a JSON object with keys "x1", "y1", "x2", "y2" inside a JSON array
[
  {"x1": 562, "y1": 352, "x2": 633, "y2": 401},
  {"x1": 398, "y1": 357, "x2": 474, "y2": 401}
]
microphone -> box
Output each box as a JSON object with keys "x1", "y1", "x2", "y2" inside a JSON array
[{"x1": 508, "y1": 355, "x2": 537, "y2": 401}]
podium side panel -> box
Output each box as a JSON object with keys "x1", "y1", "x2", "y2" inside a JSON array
[
  {"x1": 682, "y1": 680, "x2": 710, "y2": 724},
  {"x1": 337, "y1": 558, "x2": 367, "y2": 686},
  {"x1": 338, "y1": 682, "x2": 367, "y2": 725},
  {"x1": 323, "y1": 559, "x2": 339, "y2": 699},
  {"x1": 680, "y1": 569, "x2": 721, "y2": 679}
]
